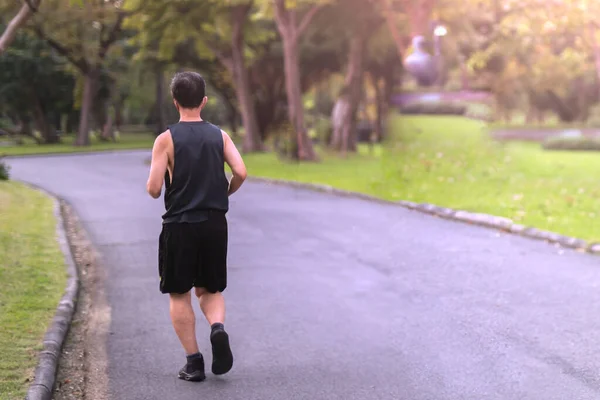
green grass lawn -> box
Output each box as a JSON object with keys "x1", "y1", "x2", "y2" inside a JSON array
[
  {"x1": 0, "y1": 132, "x2": 155, "y2": 157},
  {"x1": 245, "y1": 115, "x2": 600, "y2": 243},
  {"x1": 0, "y1": 181, "x2": 67, "y2": 399}
]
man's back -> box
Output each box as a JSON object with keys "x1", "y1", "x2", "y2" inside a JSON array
[{"x1": 162, "y1": 121, "x2": 229, "y2": 224}]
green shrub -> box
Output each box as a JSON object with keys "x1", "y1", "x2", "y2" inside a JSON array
[
  {"x1": 0, "y1": 157, "x2": 10, "y2": 180},
  {"x1": 542, "y1": 136, "x2": 600, "y2": 151},
  {"x1": 398, "y1": 99, "x2": 493, "y2": 121},
  {"x1": 400, "y1": 101, "x2": 467, "y2": 116}
]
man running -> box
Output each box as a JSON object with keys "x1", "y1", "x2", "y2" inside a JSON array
[{"x1": 146, "y1": 71, "x2": 247, "y2": 382}]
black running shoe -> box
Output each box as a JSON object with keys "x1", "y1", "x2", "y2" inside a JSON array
[
  {"x1": 210, "y1": 328, "x2": 234, "y2": 375},
  {"x1": 178, "y1": 356, "x2": 206, "y2": 382}
]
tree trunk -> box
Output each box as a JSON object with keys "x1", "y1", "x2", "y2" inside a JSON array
[
  {"x1": 76, "y1": 70, "x2": 97, "y2": 146},
  {"x1": 282, "y1": 38, "x2": 315, "y2": 160},
  {"x1": 256, "y1": 92, "x2": 277, "y2": 139},
  {"x1": 114, "y1": 96, "x2": 124, "y2": 129},
  {"x1": 330, "y1": 96, "x2": 349, "y2": 150},
  {"x1": 17, "y1": 114, "x2": 40, "y2": 144},
  {"x1": 101, "y1": 110, "x2": 115, "y2": 141},
  {"x1": 273, "y1": 0, "x2": 320, "y2": 161},
  {"x1": 155, "y1": 64, "x2": 167, "y2": 135},
  {"x1": 230, "y1": 114, "x2": 238, "y2": 136},
  {"x1": 372, "y1": 74, "x2": 384, "y2": 143},
  {"x1": 231, "y1": 5, "x2": 263, "y2": 153},
  {"x1": 32, "y1": 93, "x2": 58, "y2": 144},
  {"x1": 96, "y1": 87, "x2": 116, "y2": 142},
  {"x1": 66, "y1": 111, "x2": 78, "y2": 135},
  {"x1": 380, "y1": 58, "x2": 396, "y2": 142},
  {"x1": 54, "y1": 112, "x2": 62, "y2": 136},
  {"x1": 254, "y1": 75, "x2": 286, "y2": 140},
  {"x1": 546, "y1": 90, "x2": 577, "y2": 122},
  {"x1": 93, "y1": 96, "x2": 108, "y2": 139},
  {"x1": 339, "y1": 32, "x2": 368, "y2": 155}
]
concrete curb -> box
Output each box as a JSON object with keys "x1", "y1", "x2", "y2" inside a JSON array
[
  {"x1": 248, "y1": 176, "x2": 600, "y2": 255},
  {"x1": 19, "y1": 184, "x2": 80, "y2": 400},
  {"x1": 3, "y1": 148, "x2": 150, "y2": 160}
]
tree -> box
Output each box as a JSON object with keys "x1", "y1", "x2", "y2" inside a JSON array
[
  {"x1": 171, "y1": 42, "x2": 242, "y2": 132},
  {"x1": 460, "y1": 0, "x2": 595, "y2": 122},
  {"x1": 325, "y1": 0, "x2": 383, "y2": 154},
  {"x1": 126, "y1": 35, "x2": 169, "y2": 135},
  {"x1": 272, "y1": 0, "x2": 325, "y2": 161},
  {"x1": 207, "y1": 1, "x2": 265, "y2": 152},
  {"x1": 30, "y1": 0, "x2": 130, "y2": 145},
  {"x1": 0, "y1": 0, "x2": 40, "y2": 54},
  {"x1": 94, "y1": 43, "x2": 134, "y2": 141},
  {"x1": 365, "y1": 27, "x2": 401, "y2": 143},
  {"x1": 127, "y1": 0, "x2": 267, "y2": 152},
  {"x1": 0, "y1": 26, "x2": 75, "y2": 143}
]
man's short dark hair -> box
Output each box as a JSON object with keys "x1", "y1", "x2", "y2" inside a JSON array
[{"x1": 170, "y1": 72, "x2": 206, "y2": 109}]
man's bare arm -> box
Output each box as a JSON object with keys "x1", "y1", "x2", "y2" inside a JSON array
[
  {"x1": 147, "y1": 132, "x2": 169, "y2": 199},
  {"x1": 222, "y1": 130, "x2": 247, "y2": 196}
]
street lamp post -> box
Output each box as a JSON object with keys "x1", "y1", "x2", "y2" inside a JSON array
[{"x1": 433, "y1": 24, "x2": 447, "y2": 88}]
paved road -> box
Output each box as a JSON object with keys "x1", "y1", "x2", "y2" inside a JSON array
[{"x1": 8, "y1": 151, "x2": 600, "y2": 400}]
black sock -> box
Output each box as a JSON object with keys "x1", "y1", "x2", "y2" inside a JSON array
[
  {"x1": 186, "y1": 352, "x2": 202, "y2": 362},
  {"x1": 211, "y1": 322, "x2": 224, "y2": 332}
]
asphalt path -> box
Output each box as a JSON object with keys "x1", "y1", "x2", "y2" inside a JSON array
[{"x1": 8, "y1": 151, "x2": 600, "y2": 400}]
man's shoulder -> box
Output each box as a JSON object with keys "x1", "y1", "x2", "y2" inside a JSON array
[
  {"x1": 156, "y1": 129, "x2": 172, "y2": 141},
  {"x1": 153, "y1": 129, "x2": 173, "y2": 150}
]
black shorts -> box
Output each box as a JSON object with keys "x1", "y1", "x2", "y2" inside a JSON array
[{"x1": 158, "y1": 212, "x2": 228, "y2": 294}]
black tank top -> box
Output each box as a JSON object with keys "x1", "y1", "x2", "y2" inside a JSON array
[{"x1": 162, "y1": 121, "x2": 229, "y2": 224}]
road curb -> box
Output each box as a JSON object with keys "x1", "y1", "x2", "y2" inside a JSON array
[
  {"x1": 248, "y1": 176, "x2": 599, "y2": 255},
  {"x1": 3, "y1": 148, "x2": 150, "y2": 160},
  {"x1": 19, "y1": 184, "x2": 80, "y2": 400}
]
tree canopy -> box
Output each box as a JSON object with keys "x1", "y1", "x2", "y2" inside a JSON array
[{"x1": 1, "y1": 0, "x2": 599, "y2": 152}]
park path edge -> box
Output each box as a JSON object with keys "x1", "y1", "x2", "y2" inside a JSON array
[
  {"x1": 247, "y1": 176, "x2": 600, "y2": 255},
  {"x1": 20, "y1": 184, "x2": 80, "y2": 400}
]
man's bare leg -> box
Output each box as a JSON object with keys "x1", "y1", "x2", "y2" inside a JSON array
[
  {"x1": 170, "y1": 291, "x2": 199, "y2": 354},
  {"x1": 195, "y1": 288, "x2": 233, "y2": 375},
  {"x1": 170, "y1": 291, "x2": 205, "y2": 381},
  {"x1": 195, "y1": 288, "x2": 225, "y2": 324}
]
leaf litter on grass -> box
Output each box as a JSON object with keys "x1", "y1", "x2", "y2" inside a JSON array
[{"x1": 245, "y1": 115, "x2": 600, "y2": 242}]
